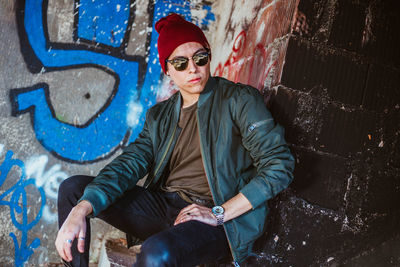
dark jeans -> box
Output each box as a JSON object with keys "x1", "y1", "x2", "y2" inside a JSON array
[{"x1": 57, "y1": 175, "x2": 230, "y2": 267}]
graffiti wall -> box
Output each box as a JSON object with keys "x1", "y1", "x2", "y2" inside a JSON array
[
  {"x1": 211, "y1": 0, "x2": 298, "y2": 91},
  {"x1": 0, "y1": 0, "x2": 297, "y2": 265}
]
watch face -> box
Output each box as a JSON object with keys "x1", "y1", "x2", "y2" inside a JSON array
[{"x1": 212, "y1": 205, "x2": 224, "y2": 215}]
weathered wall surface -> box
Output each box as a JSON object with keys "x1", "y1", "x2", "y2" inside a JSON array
[
  {"x1": 0, "y1": 0, "x2": 296, "y2": 266},
  {"x1": 0, "y1": 0, "x2": 216, "y2": 265},
  {"x1": 259, "y1": 0, "x2": 400, "y2": 266},
  {"x1": 0, "y1": 0, "x2": 398, "y2": 266}
]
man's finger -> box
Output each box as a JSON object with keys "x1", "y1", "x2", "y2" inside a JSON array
[
  {"x1": 77, "y1": 227, "x2": 86, "y2": 253},
  {"x1": 174, "y1": 204, "x2": 201, "y2": 225},
  {"x1": 174, "y1": 212, "x2": 187, "y2": 225},
  {"x1": 77, "y1": 236, "x2": 86, "y2": 253},
  {"x1": 63, "y1": 238, "x2": 74, "y2": 262},
  {"x1": 55, "y1": 238, "x2": 66, "y2": 261}
]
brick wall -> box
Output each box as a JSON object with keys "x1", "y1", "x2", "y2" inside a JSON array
[{"x1": 248, "y1": 0, "x2": 400, "y2": 265}]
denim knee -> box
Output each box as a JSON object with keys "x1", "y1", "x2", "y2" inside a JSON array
[
  {"x1": 58, "y1": 175, "x2": 93, "y2": 204},
  {"x1": 135, "y1": 235, "x2": 176, "y2": 267},
  {"x1": 59, "y1": 176, "x2": 76, "y2": 194}
]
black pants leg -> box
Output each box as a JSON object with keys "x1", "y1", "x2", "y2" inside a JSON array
[
  {"x1": 58, "y1": 175, "x2": 92, "y2": 267},
  {"x1": 57, "y1": 175, "x2": 230, "y2": 267}
]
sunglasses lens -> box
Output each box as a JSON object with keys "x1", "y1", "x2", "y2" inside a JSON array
[
  {"x1": 193, "y1": 53, "x2": 209, "y2": 66},
  {"x1": 171, "y1": 58, "x2": 189, "y2": 71},
  {"x1": 168, "y1": 52, "x2": 209, "y2": 71}
]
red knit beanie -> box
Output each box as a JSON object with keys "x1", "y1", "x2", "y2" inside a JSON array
[{"x1": 155, "y1": 13, "x2": 210, "y2": 73}]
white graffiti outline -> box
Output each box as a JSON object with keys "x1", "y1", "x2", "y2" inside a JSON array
[{"x1": 25, "y1": 155, "x2": 68, "y2": 223}]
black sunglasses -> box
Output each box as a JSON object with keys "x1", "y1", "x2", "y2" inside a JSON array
[{"x1": 165, "y1": 50, "x2": 210, "y2": 71}]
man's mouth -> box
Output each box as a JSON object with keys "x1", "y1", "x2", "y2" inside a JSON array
[{"x1": 189, "y1": 77, "x2": 201, "y2": 83}]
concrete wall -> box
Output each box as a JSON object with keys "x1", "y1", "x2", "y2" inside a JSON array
[
  {"x1": 0, "y1": 0, "x2": 296, "y2": 265},
  {"x1": 260, "y1": 0, "x2": 400, "y2": 266},
  {"x1": 0, "y1": 0, "x2": 398, "y2": 266}
]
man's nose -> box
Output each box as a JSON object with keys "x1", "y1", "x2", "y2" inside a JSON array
[{"x1": 187, "y1": 58, "x2": 198, "y2": 72}]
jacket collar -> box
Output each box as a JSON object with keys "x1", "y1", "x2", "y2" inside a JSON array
[
  {"x1": 170, "y1": 91, "x2": 182, "y2": 125},
  {"x1": 198, "y1": 76, "x2": 216, "y2": 107}
]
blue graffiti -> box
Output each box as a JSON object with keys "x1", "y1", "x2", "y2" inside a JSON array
[
  {"x1": 0, "y1": 150, "x2": 46, "y2": 267},
  {"x1": 10, "y1": 0, "x2": 214, "y2": 163},
  {"x1": 77, "y1": 0, "x2": 131, "y2": 47},
  {"x1": 201, "y1": 5, "x2": 216, "y2": 25}
]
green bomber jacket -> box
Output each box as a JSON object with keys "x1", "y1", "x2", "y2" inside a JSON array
[{"x1": 80, "y1": 76, "x2": 295, "y2": 264}]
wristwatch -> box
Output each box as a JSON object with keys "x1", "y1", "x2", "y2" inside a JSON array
[{"x1": 212, "y1": 205, "x2": 225, "y2": 225}]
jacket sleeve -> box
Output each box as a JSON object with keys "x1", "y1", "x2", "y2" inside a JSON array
[
  {"x1": 234, "y1": 86, "x2": 295, "y2": 209},
  {"x1": 79, "y1": 111, "x2": 154, "y2": 216}
]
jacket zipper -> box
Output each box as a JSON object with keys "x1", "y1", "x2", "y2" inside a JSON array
[
  {"x1": 196, "y1": 112, "x2": 239, "y2": 266},
  {"x1": 145, "y1": 124, "x2": 177, "y2": 188},
  {"x1": 248, "y1": 119, "x2": 273, "y2": 132}
]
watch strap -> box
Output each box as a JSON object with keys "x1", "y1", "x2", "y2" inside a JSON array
[{"x1": 215, "y1": 214, "x2": 224, "y2": 225}]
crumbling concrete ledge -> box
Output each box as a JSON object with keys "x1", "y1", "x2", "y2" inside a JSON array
[{"x1": 99, "y1": 238, "x2": 141, "y2": 267}]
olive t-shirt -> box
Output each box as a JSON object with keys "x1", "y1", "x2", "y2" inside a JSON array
[{"x1": 163, "y1": 102, "x2": 212, "y2": 202}]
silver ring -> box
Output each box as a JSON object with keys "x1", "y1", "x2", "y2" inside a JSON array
[
  {"x1": 65, "y1": 239, "x2": 72, "y2": 244},
  {"x1": 78, "y1": 237, "x2": 85, "y2": 240}
]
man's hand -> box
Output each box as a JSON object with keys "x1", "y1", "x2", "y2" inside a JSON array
[
  {"x1": 55, "y1": 200, "x2": 93, "y2": 262},
  {"x1": 174, "y1": 193, "x2": 253, "y2": 227},
  {"x1": 174, "y1": 204, "x2": 218, "y2": 226}
]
